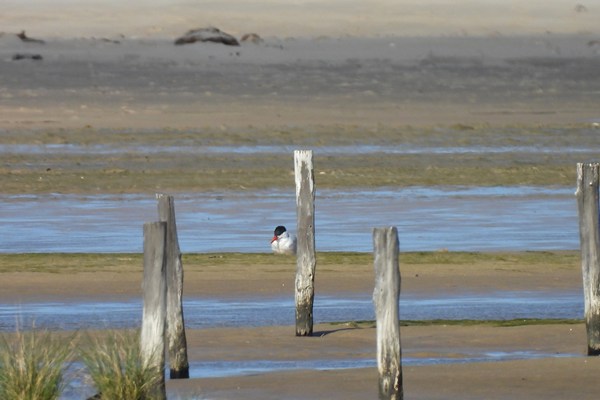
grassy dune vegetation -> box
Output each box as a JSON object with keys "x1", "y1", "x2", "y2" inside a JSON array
[
  {"x1": 0, "y1": 330, "x2": 75, "y2": 400},
  {"x1": 0, "y1": 330, "x2": 163, "y2": 400}
]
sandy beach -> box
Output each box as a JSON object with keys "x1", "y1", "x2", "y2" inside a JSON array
[
  {"x1": 4, "y1": 1, "x2": 599, "y2": 40},
  {"x1": 0, "y1": 252, "x2": 582, "y2": 302},
  {"x1": 1, "y1": 1, "x2": 599, "y2": 131},
  {"x1": 2, "y1": 1, "x2": 600, "y2": 399},
  {"x1": 1, "y1": 33, "x2": 599, "y2": 131}
]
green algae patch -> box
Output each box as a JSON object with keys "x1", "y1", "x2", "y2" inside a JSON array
[
  {"x1": 0, "y1": 251, "x2": 579, "y2": 273},
  {"x1": 1, "y1": 124, "x2": 595, "y2": 194}
]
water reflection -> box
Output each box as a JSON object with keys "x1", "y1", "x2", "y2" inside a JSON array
[{"x1": 0, "y1": 186, "x2": 577, "y2": 253}]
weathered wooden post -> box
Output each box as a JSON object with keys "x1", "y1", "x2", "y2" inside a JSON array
[
  {"x1": 294, "y1": 150, "x2": 316, "y2": 336},
  {"x1": 373, "y1": 226, "x2": 403, "y2": 400},
  {"x1": 156, "y1": 193, "x2": 189, "y2": 379},
  {"x1": 140, "y1": 221, "x2": 167, "y2": 400},
  {"x1": 576, "y1": 162, "x2": 600, "y2": 355}
]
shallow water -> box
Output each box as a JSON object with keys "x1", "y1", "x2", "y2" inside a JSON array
[
  {"x1": 0, "y1": 186, "x2": 577, "y2": 253},
  {"x1": 0, "y1": 143, "x2": 593, "y2": 156},
  {"x1": 62, "y1": 350, "x2": 581, "y2": 400},
  {"x1": 1, "y1": 291, "x2": 582, "y2": 332},
  {"x1": 2, "y1": 278, "x2": 582, "y2": 397},
  {"x1": 67, "y1": 351, "x2": 581, "y2": 382},
  {"x1": 183, "y1": 350, "x2": 579, "y2": 379}
]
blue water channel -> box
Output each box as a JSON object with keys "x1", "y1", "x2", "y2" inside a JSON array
[
  {"x1": 0, "y1": 143, "x2": 593, "y2": 156},
  {"x1": 0, "y1": 186, "x2": 577, "y2": 253},
  {"x1": 1, "y1": 291, "x2": 582, "y2": 332}
]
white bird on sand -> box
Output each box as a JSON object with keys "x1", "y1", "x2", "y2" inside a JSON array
[{"x1": 270, "y1": 225, "x2": 297, "y2": 255}]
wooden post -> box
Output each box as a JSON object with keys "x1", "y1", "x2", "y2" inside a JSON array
[
  {"x1": 294, "y1": 150, "x2": 316, "y2": 336},
  {"x1": 157, "y1": 194, "x2": 190, "y2": 379},
  {"x1": 373, "y1": 227, "x2": 403, "y2": 400},
  {"x1": 140, "y1": 221, "x2": 167, "y2": 400},
  {"x1": 576, "y1": 162, "x2": 600, "y2": 355}
]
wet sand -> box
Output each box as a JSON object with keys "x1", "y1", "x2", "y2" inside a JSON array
[
  {"x1": 0, "y1": 252, "x2": 582, "y2": 302},
  {"x1": 168, "y1": 324, "x2": 600, "y2": 400},
  {"x1": 1, "y1": 34, "x2": 599, "y2": 131},
  {"x1": 2, "y1": 1, "x2": 600, "y2": 133},
  {"x1": 1, "y1": 253, "x2": 593, "y2": 399}
]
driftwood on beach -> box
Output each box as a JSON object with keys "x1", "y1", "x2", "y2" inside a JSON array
[
  {"x1": 294, "y1": 150, "x2": 316, "y2": 336},
  {"x1": 174, "y1": 27, "x2": 240, "y2": 46},
  {"x1": 373, "y1": 226, "x2": 403, "y2": 400},
  {"x1": 16, "y1": 30, "x2": 45, "y2": 44},
  {"x1": 576, "y1": 162, "x2": 600, "y2": 355},
  {"x1": 12, "y1": 53, "x2": 43, "y2": 61},
  {"x1": 241, "y1": 33, "x2": 263, "y2": 44}
]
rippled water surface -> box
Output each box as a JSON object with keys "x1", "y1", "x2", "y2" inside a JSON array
[
  {"x1": 0, "y1": 186, "x2": 577, "y2": 253},
  {"x1": 1, "y1": 291, "x2": 582, "y2": 332}
]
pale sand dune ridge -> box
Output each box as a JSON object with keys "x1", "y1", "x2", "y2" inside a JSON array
[{"x1": 3, "y1": 0, "x2": 599, "y2": 39}]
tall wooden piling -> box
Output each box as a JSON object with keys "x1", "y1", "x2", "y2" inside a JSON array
[
  {"x1": 294, "y1": 150, "x2": 316, "y2": 336},
  {"x1": 373, "y1": 227, "x2": 403, "y2": 400},
  {"x1": 157, "y1": 194, "x2": 190, "y2": 379},
  {"x1": 576, "y1": 162, "x2": 600, "y2": 355},
  {"x1": 140, "y1": 221, "x2": 167, "y2": 400}
]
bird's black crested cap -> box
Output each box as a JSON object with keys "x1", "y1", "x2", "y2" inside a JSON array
[{"x1": 274, "y1": 226, "x2": 287, "y2": 236}]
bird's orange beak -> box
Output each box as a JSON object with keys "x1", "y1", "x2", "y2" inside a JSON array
[{"x1": 271, "y1": 235, "x2": 278, "y2": 243}]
